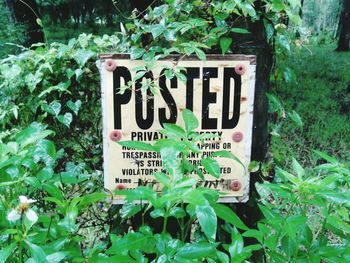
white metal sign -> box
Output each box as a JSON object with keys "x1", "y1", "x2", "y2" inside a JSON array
[{"x1": 100, "y1": 54, "x2": 256, "y2": 203}]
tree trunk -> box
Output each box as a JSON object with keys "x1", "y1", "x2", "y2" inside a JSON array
[
  {"x1": 10, "y1": 0, "x2": 45, "y2": 45},
  {"x1": 337, "y1": 0, "x2": 350, "y2": 51}
]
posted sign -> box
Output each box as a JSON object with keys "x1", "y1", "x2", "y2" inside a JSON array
[{"x1": 100, "y1": 54, "x2": 256, "y2": 203}]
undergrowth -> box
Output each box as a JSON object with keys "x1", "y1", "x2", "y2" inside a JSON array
[{"x1": 271, "y1": 45, "x2": 350, "y2": 167}]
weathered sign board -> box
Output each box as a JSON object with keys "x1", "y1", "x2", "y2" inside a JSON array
[{"x1": 100, "y1": 54, "x2": 256, "y2": 203}]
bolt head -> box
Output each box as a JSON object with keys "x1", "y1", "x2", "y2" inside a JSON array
[
  {"x1": 116, "y1": 184, "x2": 126, "y2": 190},
  {"x1": 232, "y1": 132, "x2": 243, "y2": 142},
  {"x1": 105, "y1": 59, "x2": 117, "y2": 72},
  {"x1": 230, "y1": 180, "x2": 242, "y2": 191},
  {"x1": 110, "y1": 130, "x2": 122, "y2": 142},
  {"x1": 235, "y1": 64, "x2": 246, "y2": 75}
]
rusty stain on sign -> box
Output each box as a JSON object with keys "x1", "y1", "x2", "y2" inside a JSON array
[{"x1": 100, "y1": 54, "x2": 256, "y2": 203}]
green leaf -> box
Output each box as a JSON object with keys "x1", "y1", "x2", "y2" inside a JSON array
[
  {"x1": 211, "y1": 150, "x2": 245, "y2": 169},
  {"x1": 219, "y1": 37, "x2": 232, "y2": 54},
  {"x1": 161, "y1": 123, "x2": 186, "y2": 139},
  {"x1": 106, "y1": 233, "x2": 154, "y2": 255},
  {"x1": 79, "y1": 192, "x2": 107, "y2": 207},
  {"x1": 43, "y1": 183, "x2": 64, "y2": 201},
  {"x1": 182, "y1": 109, "x2": 198, "y2": 133},
  {"x1": 248, "y1": 161, "x2": 260, "y2": 173},
  {"x1": 130, "y1": 47, "x2": 144, "y2": 60},
  {"x1": 201, "y1": 157, "x2": 220, "y2": 178},
  {"x1": 169, "y1": 207, "x2": 186, "y2": 218},
  {"x1": 25, "y1": 241, "x2": 48, "y2": 263},
  {"x1": 46, "y1": 252, "x2": 68, "y2": 263},
  {"x1": 231, "y1": 28, "x2": 250, "y2": 34},
  {"x1": 288, "y1": 110, "x2": 303, "y2": 127},
  {"x1": 0, "y1": 243, "x2": 16, "y2": 263},
  {"x1": 120, "y1": 202, "x2": 142, "y2": 219},
  {"x1": 196, "y1": 203, "x2": 217, "y2": 241},
  {"x1": 67, "y1": 100, "x2": 82, "y2": 115},
  {"x1": 317, "y1": 191, "x2": 350, "y2": 204},
  {"x1": 153, "y1": 172, "x2": 171, "y2": 188},
  {"x1": 212, "y1": 204, "x2": 249, "y2": 230},
  {"x1": 118, "y1": 141, "x2": 155, "y2": 151},
  {"x1": 291, "y1": 158, "x2": 305, "y2": 179},
  {"x1": 36, "y1": 18, "x2": 43, "y2": 27},
  {"x1": 194, "y1": 48, "x2": 206, "y2": 61},
  {"x1": 74, "y1": 49, "x2": 95, "y2": 67},
  {"x1": 175, "y1": 243, "x2": 217, "y2": 259},
  {"x1": 57, "y1": 113, "x2": 73, "y2": 128},
  {"x1": 228, "y1": 227, "x2": 244, "y2": 258},
  {"x1": 312, "y1": 150, "x2": 338, "y2": 164}
]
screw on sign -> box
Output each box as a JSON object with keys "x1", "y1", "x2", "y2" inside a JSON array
[
  {"x1": 110, "y1": 130, "x2": 122, "y2": 142},
  {"x1": 230, "y1": 180, "x2": 242, "y2": 191},
  {"x1": 115, "y1": 184, "x2": 126, "y2": 190},
  {"x1": 235, "y1": 64, "x2": 246, "y2": 75},
  {"x1": 232, "y1": 132, "x2": 243, "y2": 143},
  {"x1": 105, "y1": 59, "x2": 117, "y2": 72}
]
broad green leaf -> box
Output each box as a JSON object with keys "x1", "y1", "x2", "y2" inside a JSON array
[
  {"x1": 120, "y1": 202, "x2": 142, "y2": 219},
  {"x1": 169, "y1": 207, "x2": 186, "y2": 218},
  {"x1": 213, "y1": 204, "x2": 249, "y2": 230},
  {"x1": 43, "y1": 183, "x2": 64, "y2": 201},
  {"x1": 201, "y1": 157, "x2": 220, "y2": 178},
  {"x1": 175, "y1": 243, "x2": 217, "y2": 259},
  {"x1": 196, "y1": 203, "x2": 217, "y2": 241},
  {"x1": 291, "y1": 158, "x2": 305, "y2": 179},
  {"x1": 67, "y1": 100, "x2": 82, "y2": 115},
  {"x1": 153, "y1": 172, "x2": 171, "y2": 188},
  {"x1": 182, "y1": 109, "x2": 198, "y2": 133},
  {"x1": 228, "y1": 227, "x2": 244, "y2": 258},
  {"x1": 25, "y1": 241, "x2": 48, "y2": 263},
  {"x1": 79, "y1": 192, "x2": 107, "y2": 207},
  {"x1": 57, "y1": 113, "x2": 73, "y2": 128},
  {"x1": 288, "y1": 110, "x2": 303, "y2": 127},
  {"x1": 0, "y1": 243, "x2": 16, "y2": 263},
  {"x1": 219, "y1": 37, "x2": 232, "y2": 54},
  {"x1": 194, "y1": 48, "x2": 206, "y2": 61},
  {"x1": 74, "y1": 49, "x2": 95, "y2": 67},
  {"x1": 312, "y1": 150, "x2": 338, "y2": 164},
  {"x1": 106, "y1": 233, "x2": 154, "y2": 254},
  {"x1": 161, "y1": 123, "x2": 186, "y2": 139},
  {"x1": 46, "y1": 252, "x2": 68, "y2": 263},
  {"x1": 130, "y1": 47, "x2": 144, "y2": 60},
  {"x1": 211, "y1": 150, "x2": 245, "y2": 169},
  {"x1": 231, "y1": 28, "x2": 250, "y2": 34}
]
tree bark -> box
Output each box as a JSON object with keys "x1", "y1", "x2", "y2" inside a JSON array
[
  {"x1": 337, "y1": 0, "x2": 350, "y2": 51},
  {"x1": 10, "y1": 0, "x2": 45, "y2": 45}
]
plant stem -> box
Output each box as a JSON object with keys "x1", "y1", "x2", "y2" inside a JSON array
[
  {"x1": 162, "y1": 216, "x2": 168, "y2": 235},
  {"x1": 19, "y1": 242, "x2": 23, "y2": 263}
]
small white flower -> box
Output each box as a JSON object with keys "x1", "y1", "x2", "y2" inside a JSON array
[
  {"x1": 19, "y1": 196, "x2": 36, "y2": 204},
  {"x1": 7, "y1": 195, "x2": 38, "y2": 223},
  {"x1": 7, "y1": 209, "x2": 21, "y2": 222}
]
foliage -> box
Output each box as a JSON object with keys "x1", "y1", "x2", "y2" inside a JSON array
[
  {"x1": 1, "y1": 0, "x2": 350, "y2": 262},
  {"x1": 0, "y1": 2, "x2": 27, "y2": 58},
  {"x1": 269, "y1": 46, "x2": 350, "y2": 166}
]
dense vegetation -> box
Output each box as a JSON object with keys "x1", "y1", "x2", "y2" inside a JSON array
[{"x1": 0, "y1": 0, "x2": 349, "y2": 262}]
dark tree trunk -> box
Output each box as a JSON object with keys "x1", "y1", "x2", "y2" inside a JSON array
[
  {"x1": 337, "y1": 0, "x2": 350, "y2": 51},
  {"x1": 299, "y1": 0, "x2": 305, "y2": 18},
  {"x1": 10, "y1": 0, "x2": 45, "y2": 45}
]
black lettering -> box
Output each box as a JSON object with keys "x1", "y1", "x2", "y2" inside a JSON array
[
  {"x1": 185, "y1": 67, "x2": 200, "y2": 111},
  {"x1": 158, "y1": 69, "x2": 177, "y2": 127},
  {"x1": 202, "y1": 67, "x2": 218, "y2": 129},
  {"x1": 135, "y1": 72, "x2": 154, "y2": 129},
  {"x1": 222, "y1": 68, "x2": 241, "y2": 129},
  {"x1": 113, "y1": 67, "x2": 132, "y2": 129}
]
